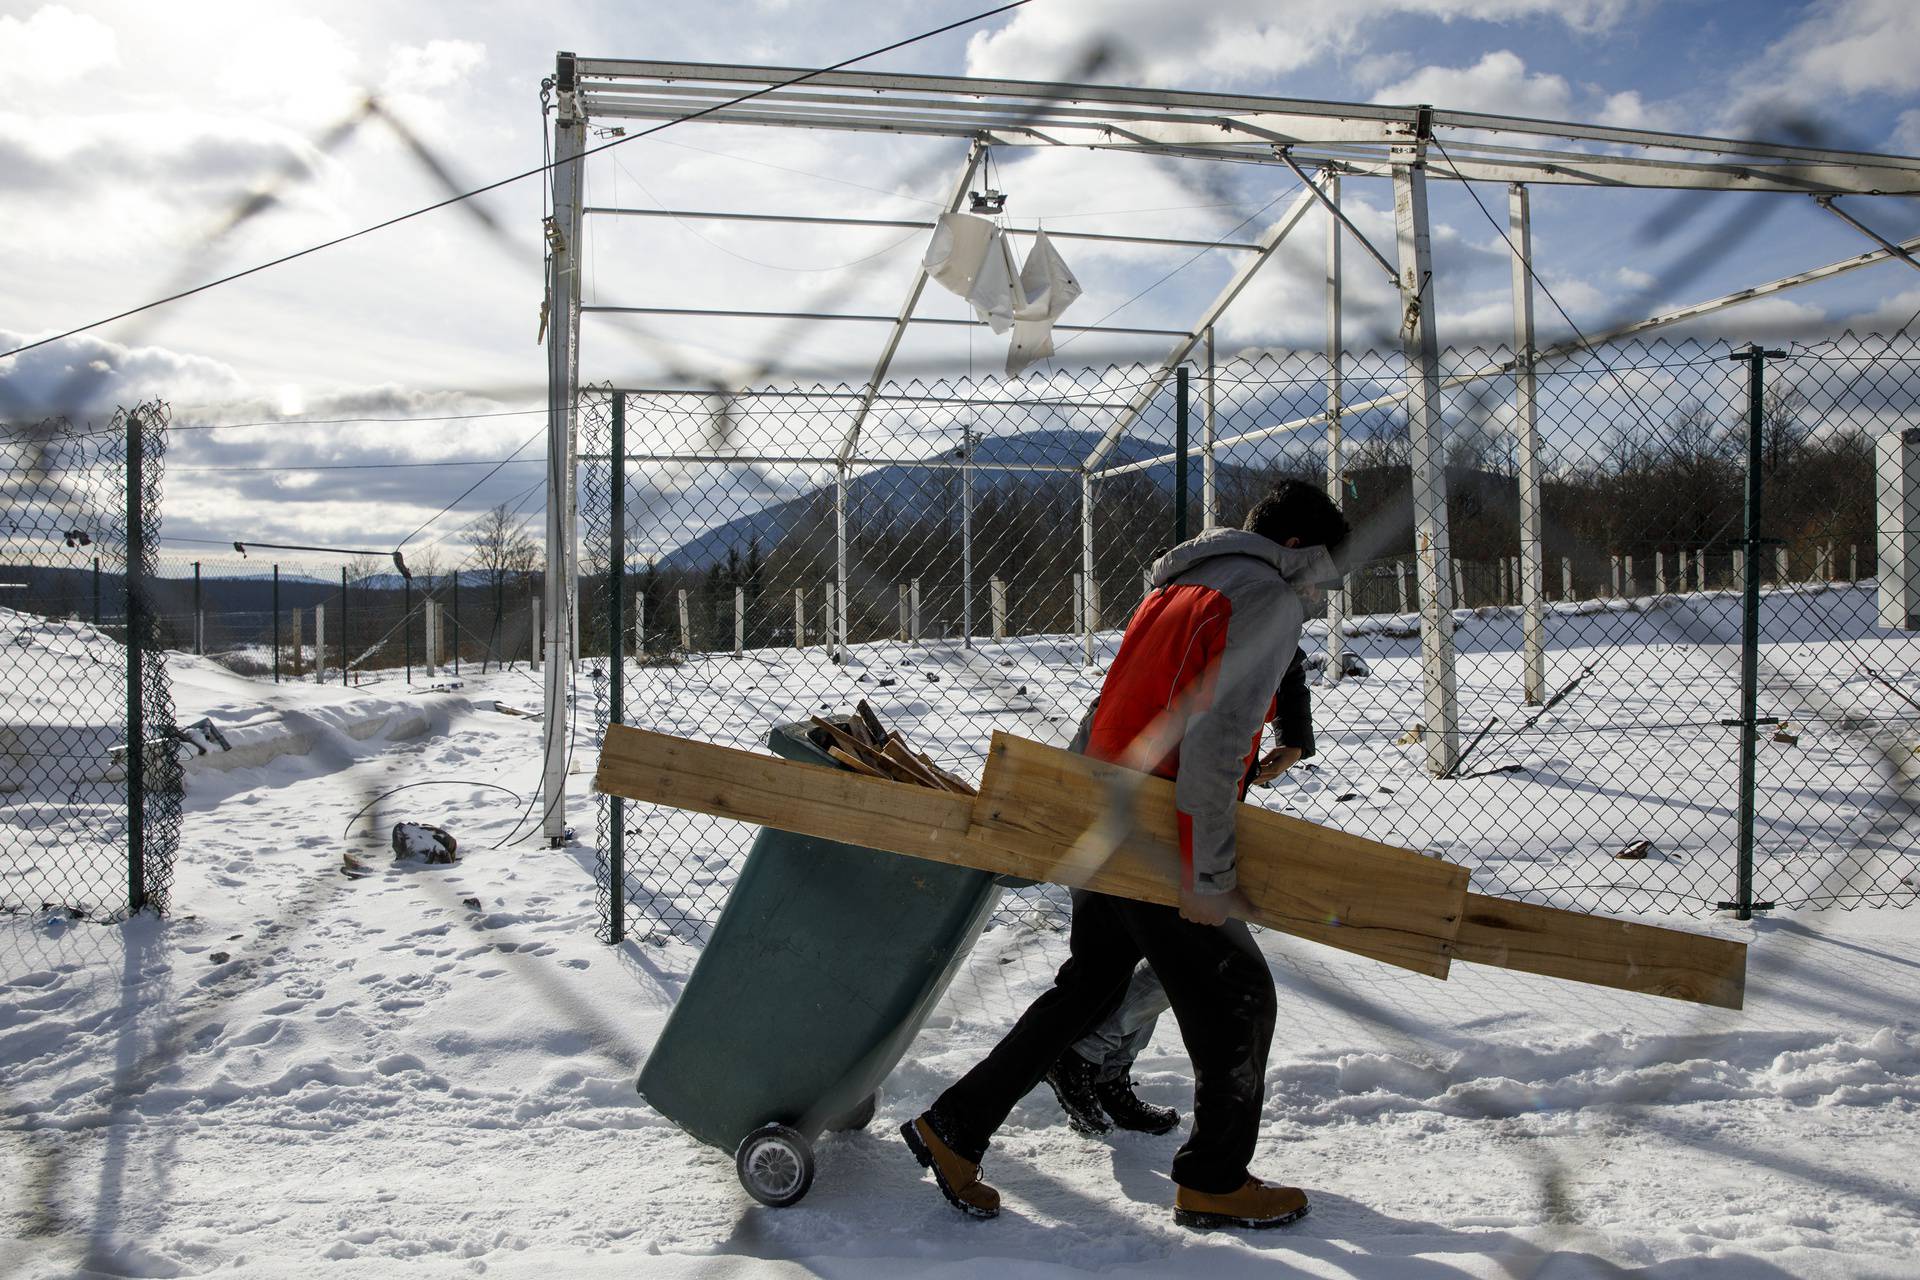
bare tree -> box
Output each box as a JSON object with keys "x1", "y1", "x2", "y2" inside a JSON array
[{"x1": 467, "y1": 504, "x2": 538, "y2": 670}]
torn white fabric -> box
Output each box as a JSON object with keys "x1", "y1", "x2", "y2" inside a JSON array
[
  {"x1": 966, "y1": 228, "x2": 1023, "y2": 335},
  {"x1": 924, "y1": 212, "x2": 996, "y2": 298},
  {"x1": 1005, "y1": 229, "x2": 1083, "y2": 374},
  {"x1": 1015, "y1": 228, "x2": 1083, "y2": 323}
]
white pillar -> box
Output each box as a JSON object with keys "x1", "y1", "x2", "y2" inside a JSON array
[
  {"x1": 1396, "y1": 561, "x2": 1410, "y2": 614},
  {"x1": 1506, "y1": 185, "x2": 1546, "y2": 701},
  {"x1": 1776, "y1": 545, "x2": 1789, "y2": 584},
  {"x1": 1202, "y1": 326, "x2": 1219, "y2": 529},
  {"x1": 991, "y1": 577, "x2": 1007, "y2": 641},
  {"x1": 1625, "y1": 554, "x2": 1636, "y2": 598},
  {"x1": 313, "y1": 605, "x2": 326, "y2": 684},
  {"x1": 541, "y1": 65, "x2": 585, "y2": 845},
  {"x1": 1656, "y1": 551, "x2": 1667, "y2": 597},
  {"x1": 195, "y1": 610, "x2": 205, "y2": 656},
  {"x1": 1697, "y1": 548, "x2": 1708, "y2": 593},
  {"x1": 794, "y1": 587, "x2": 805, "y2": 648},
  {"x1": 1394, "y1": 149, "x2": 1459, "y2": 775},
  {"x1": 1611, "y1": 555, "x2": 1622, "y2": 597},
  {"x1": 835, "y1": 463, "x2": 849, "y2": 661},
  {"x1": 1734, "y1": 548, "x2": 1746, "y2": 588},
  {"x1": 1562, "y1": 557, "x2": 1573, "y2": 601},
  {"x1": 733, "y1": 586, "x2": 744, "y2": 657},
  {"x1": 1080, "y1": 470, "x2": 1096, "y2": 668},
  {"x1": 897, "y1": 584, "x2": 910, "y2": 641},
  {"x1": 961, "y1": 425, "x2": 975, "y2": 647},
  {"x1": 424, "y1": 601, "x2": 438, "y2": 677},
  {"x1": 289, "y1": 607, "x2": 302, "y2": 677},
  {"x1": 909, "y1": 578, "x2": 921, "y2": 646},
  {"x1": 531, "y1": 596, "x2": 542, "y2": 670},
  {"x1": 1325, "y1": 173, "x2": 1347, "y2": 686},
  {"x1": 1678, "y1": 549, "x2": 1688, "y2": 593},
  {"x1": 1851, "y1": 544, "x2": 1859, "y2": 582},
  {"x1": 677, "y1": 589, "x2": 691, "y2": 651},
  {"x1": 634, "y1": 591, "x2": 644, "y2": 657}
]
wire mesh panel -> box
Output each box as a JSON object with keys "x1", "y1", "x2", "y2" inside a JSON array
[
  {"x1": 583, "y1": 336, "x2": 1920, "y2": 942},
  {"x1": 1, "y1": 404, "x2": 182, "y2": 918}
]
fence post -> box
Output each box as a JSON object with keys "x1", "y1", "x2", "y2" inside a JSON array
[
  {"x1": 1610, "y1": 554, "x2": 1621, "y2": 597},
  {"x1": 678, "y1": 588, "x2": 691, "y2": 651},
  {"x1": 125, "y1": 408, "x2": 146, "y2": 915},
  {"x1": 451, "y1": 575, "x2": 460, "y2": 675},
  {"x1": 794, "y1": 588, "x2": 805, "y2": 648},
  {"x1": 404, "y1": 573, "x2": 413, "y2": 685},
  {"x1": 961, "y1": 424, "x2": 974, "y2": 648},
  {"x1": 1203, "y1": 325, "x2": 1219, "y2": 528},
  {"x1": 1697, "y1": 548, "x2": 1707, "y2": 593},
  {"x1": 1562, "y1": 557, "x2": 1572, "y2": 601},
  {"x1": 1073, "y1": 573, "x2": 1085, "y2": 651},
  {"x1": 272, "y1": 564, "x2": 281, "y2": 682},
  {"x1": 193, "y1": 560, "x2": 202, "y2": 656},
  {"x1": 834, "y1": 463, "x2": 849, "y2": 661},
  {"x1": 991, "y1": 577, "x2": 1007, "y2": 641},
  {"x1": 424, "y1": 601, "x2": 438, "y2": 678},
  {"x1": 531, "y1": 595, "x2": 542, "y2": 670},
  {"x1": 314, "y1": 605, "x2": 326, "y2": 683},
  {"x1": 289, "y1": 604, "x2": 301, "y2": 678},
  {"x1": 1175, "y1": 366, "x2": 1190, "y2": 544},
  {"x1": 1851, "y1": 543, "x2": 1859, "y2": 582},
  {"x1": 1509, "y1": 181, "x2": 1546, "y2": 703},
  {"x1": 1723, "y1": 345, "x2": 1784, "y2": 920},
  {"x1": 92, "y1": 556, "x2": 101, "y2": 626},
  {"x1": 1080, "y1": 470, "x2": 1096, "y2": 668},
  {"x1": 340, "y1": 566, "x2": 349, "y2": 686},
  {"x1": 608, "y1": 389, "x2": 626, "y2": 944},
  {"x1": 733, "y1": 586, "x2": 745, "y2": 657},
  {"x1": 1325, "y1": 187, "x2": 1347, "y2": 683},
  {"x1": 1776, "y1": 545, "x2": 1789, "y2": 584},
  {"x1": 1396, "y1": 561, "x2": 1409, "y2": 614},
  {"x1": 897, "y1": 583, "x2": 909, "y2": 641},
  {"x1": 909, "y1": 579, "x2": 921, "y2": 646},
  {"x1": 1733, "y1": 547, "x2": 1745, "y2": 589}
]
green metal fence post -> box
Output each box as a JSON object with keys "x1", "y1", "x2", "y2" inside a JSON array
[
  {"x1": 1722, "y1": 345, "x2": 1785, "y2": 920},
  {"x1": 1175, "y1": 366, "x2": 1190, "y2": 544},
  {"x1": 272, "y1": 564, "x2": 280, "y2": 683},
  {"x1": 125, "y1": 409, "x2": 146, "y2": 916},
  {"x1": 609, "y1": 392, "x2": 627, "y2": 944}
]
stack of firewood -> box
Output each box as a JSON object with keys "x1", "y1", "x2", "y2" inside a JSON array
[{"x1": 809, "y1": 701, "x2": 977, "y2": 796}]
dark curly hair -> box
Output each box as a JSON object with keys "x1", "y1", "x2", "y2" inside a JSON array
[{"x1": 1242, "y1": 480, "x2": 1349, "y2": 552}]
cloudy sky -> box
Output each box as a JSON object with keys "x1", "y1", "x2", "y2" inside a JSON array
[{"x1": 3, "y1": 0, "x2": 1919, "y2": 566}]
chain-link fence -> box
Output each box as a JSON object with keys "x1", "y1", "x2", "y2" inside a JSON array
[
  {"x1": 583, "y1": 331, "x2": 1920, "y2": 942},
  {"x1": 2, "y1": 404, "x2": 182, "y2": 918}
]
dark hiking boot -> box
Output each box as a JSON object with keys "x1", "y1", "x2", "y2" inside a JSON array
[
  {"x1": 1042, "y1": 1052, "x2": 1111, "y2": 1136},
  {"x1": 1174, "y1": 1178, "x2": 1311, "y2": 1231},
  {"x1": 1094, "y1": 1077, "x2": 1179, "y2": 1135},
  {"x1": 902, "y1": 1114, "x2": 1000, "y2": 1220}
]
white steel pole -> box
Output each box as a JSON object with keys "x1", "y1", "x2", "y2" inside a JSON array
[
  {"x1": 1202, "y1": 326, "x2": 1218, "y2": 529},
  {"x1": 733, "y1": 586, "x2": 744, "y2": 656},
  {"x1": 1394, "y1": 142, "x2": 1460, "y2": 776},
  {"x1": 541, "y1": 53, "x2": 586, "y2": 844},
  {"x1": 1508, "y1": 184, "x2": 1546, "y2": 704},
  {"x1": 424, "y1": 601, "x2": 438, "y2": 678},
  {"x1": 991, "y1": 577, "x2": 1007, "y2": 641},
  {"x1": 1080, "y1": 470, "x2": 1096, "y2": 667},
  {"x1": 531, "y1": 596, "x2": 542, "y2": 670},
  {"x1": 1325, "y1": 172, "x2": 1347, "y2": 687},
  {"x1": 313, "y1": 605, "x2": 325, "y2": 684},
  {"x1": 835, "y1": 463, "x2": 849, "y2": 660},
  {"x1": 910, "y1": 578, "x2": 921, "y2": 646},
  {"x1": 961, "y1": 425, "x2": 974, "y2": 648}
]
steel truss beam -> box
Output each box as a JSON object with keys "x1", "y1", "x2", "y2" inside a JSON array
[
  {"x1": 1093, "y1": 222, "x2": 1920, "y2": 480},
  {"x1": 581, "y1": 205, "x2": 1263, "y2": 253},
  {"x1": 579, "y1": 304, "x2": 1188, "y2": 337}
]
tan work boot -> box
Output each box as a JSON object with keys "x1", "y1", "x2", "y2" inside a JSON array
[
  {"x1": 901, "y1": 1114, "x2": 1000, "y2": 1220},
  {"x1": 1174, "y1": 1177, "x2": 1310, "y2": 1230}
]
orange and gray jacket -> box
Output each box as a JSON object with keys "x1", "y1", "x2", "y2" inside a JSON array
[{"x1": 1071, "y1": 528, "x2": 1333, "y2": 896}]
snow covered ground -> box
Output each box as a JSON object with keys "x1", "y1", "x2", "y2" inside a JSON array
[{"x1": 4, "y1": 603, "x2": 1920, "y2": 1277}]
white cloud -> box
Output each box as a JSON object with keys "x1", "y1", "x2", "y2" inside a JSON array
[
  {"x1": 0, "y1": 4, "x2": 116, "y2": 90},
  {"x1": 1770, "y1": 0, "x2": 1920, "y2": 99},
  {"x1": 1894, "y1": 108, "x2": 1920, "y2": 155},
  {"x1": 1372, "y1": 50, "x2": 1573, "y2": 119},
  {"x1": 384, "y1": 39, "x2": 487, "y2": 94},
  {"x1": 1596, "y1": 89, "x2": 1679, "y2": 132},
  {"x1": 964, "y1": 0, "x2": 1635, "y2": 90}
]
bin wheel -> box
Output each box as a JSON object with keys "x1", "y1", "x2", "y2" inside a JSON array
[
  {"x1": 735, "y1": 1124, "x2": 815, "y2": 1207},
  {"x1": 826, "y1": 1091, "x2": 878, "y2": 1133}
]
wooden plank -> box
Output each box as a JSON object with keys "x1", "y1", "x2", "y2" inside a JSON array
[
  {"x1": 971, "y1": 733, "x2": 1467, "y2": 978},
  {"x1": 1453, "y1": 893, "x2": 1745, "y2": 1009},
  {"x1": 827, "y1": 746, "x2": 890, "y2": 779},
  {"x1": 593, "y1": 724, "x2": 1456, "y2": 979}
]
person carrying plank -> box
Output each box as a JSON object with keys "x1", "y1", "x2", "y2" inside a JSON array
[
  {"x1": 1042, "y1": 645, "x2": 1316, "y2": 1139},
  {"x1": 903, "y1": 480, "x2": 1349, "y2": 1230}
]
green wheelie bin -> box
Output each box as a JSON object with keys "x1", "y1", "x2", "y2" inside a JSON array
[{"x1": 636, "y1": 716, "x2": 1004, "y2": 1208}]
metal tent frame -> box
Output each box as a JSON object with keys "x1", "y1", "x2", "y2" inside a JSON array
[{"x1": 541, "y1": 53, "x2": 1920, "y2": 840}]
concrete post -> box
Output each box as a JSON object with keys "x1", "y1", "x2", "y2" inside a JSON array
[
  {"x1": 1697, "y1": 548, "x2": 1707, "y2": 593},
  {"x1": 1851, "y1": 544, "x2": 1859, "y2": 582},
  {"x1": 834, "y1": 464, "x2": 849, "y2": 661},
  {"x1": 1611, "y1": 555, "x2": 1622, "y2": 597},
  {"x1": 313, "y1": 605, "x2": 326, "y2": 684},
  {"x1": 1396, "y1": 561, "x2": 1410, "y2": 614},
  {"x1": 677, "y1": 589, "x2": 691, "y2": 651},
  {"x1": 1325, "y1": 173, "x2": 1347, "y2": 686},
  {"x1": 424, "y1": 601, "x2": 438, "y2": 677},
  {"x1": 531, "y1": 596, "x2": 542, "y2": 670},
  {"x1": 991, "y1": 577, "x2": 1007, "y2": 640},
  {"x1": 1508, "y1": 182, "x2": 1546, "y2": 704},
  {"x1": 1625, "y1": 554, "x2": 1636, "y2": 598},
  {"x1": 794, "y1": 587, "x2": 805, "y2": 648},
  {"x1": 1203, "y1": 326, "x2": 1219, "y2": 529},
  {"x1": 733, "y1": 586, "x2": 744, "y2": 657},
  {"x1": 1562, "y1": 556, "x2": 1573, "y2": 601},
  {"x1": 898, "y1": 584, "x2": 910, "y2": 641},
  {"x1": 1776, "y1": 545, "x2": 1789, "y2": 584},
  {"x1": 1656, "y1": 551, "x2": 1667, "y2": 597},
  {"x1": 909, "y1": 578, "x2": 921, "y2": 646}
]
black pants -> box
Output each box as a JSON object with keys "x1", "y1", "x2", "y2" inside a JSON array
[{"x1": 929, "y1": 889, "x2": 1277, "y2": 1194}]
